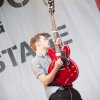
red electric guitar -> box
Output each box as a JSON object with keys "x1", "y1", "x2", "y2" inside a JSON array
[{"x1": 47, "y1": 0, "x2": 79, "y2": 86}]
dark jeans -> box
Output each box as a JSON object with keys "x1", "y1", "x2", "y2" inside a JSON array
[{"x1": 49, "y1": 87, "x2": 82, "y2": 100}]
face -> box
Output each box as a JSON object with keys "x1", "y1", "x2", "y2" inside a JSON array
[{"x1": 38, "y1": 36, "x2": 50, "y2": 50}]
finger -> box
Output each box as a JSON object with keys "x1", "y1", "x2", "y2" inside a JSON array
[
  {"x1": 60, "y1": 61, "x2": 63, "y2": 65},
  {"x1": 57, "y1": 58, "x2": 61, "y2": 61},
  {"x1": 57, "y1": 59, "x2": 62, "y2": 64},
  {"x1": 56, "y1": 38, "x2": 61, "y2": 44}
]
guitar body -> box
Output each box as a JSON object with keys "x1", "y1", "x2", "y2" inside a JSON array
[{"x1": 48, "y1": 45, "x2": 79, "y2": 86}]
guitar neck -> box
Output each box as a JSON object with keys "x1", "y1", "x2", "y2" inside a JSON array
[
  {"x1": 48, "y1": 0, "x2": 62, "y2": 53},
  {"x1": 50, "y1": 13, "x2": 61, "y2": 53},
  {"x1": 51, "y1": 14, "x2": 59, "y2": 38}
]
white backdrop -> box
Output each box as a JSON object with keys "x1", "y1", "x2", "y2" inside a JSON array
[{"x1": 0, "y1": 0, "x2": 100, "y2": 100}]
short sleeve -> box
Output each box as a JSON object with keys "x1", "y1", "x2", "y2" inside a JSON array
[{"x1": 31, "y1": 59, "x2": 45, "y2": 78}]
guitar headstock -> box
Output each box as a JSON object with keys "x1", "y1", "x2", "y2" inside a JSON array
[{"x1": 48, "y1": 0, "x2": 55, "y2": 14}]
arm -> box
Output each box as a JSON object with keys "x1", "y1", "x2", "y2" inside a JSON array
[{"x1": 38, "y1": 58, "x2": 63, "y2": 86}]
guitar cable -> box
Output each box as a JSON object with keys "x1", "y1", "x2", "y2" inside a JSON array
[{"x1": 67, "y1": 86, "x2": 73, "y2": 100}]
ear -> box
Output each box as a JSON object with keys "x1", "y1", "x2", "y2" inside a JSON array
[{"x1": 36, "y1": 41, "x2": 40, "y2": 46}]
